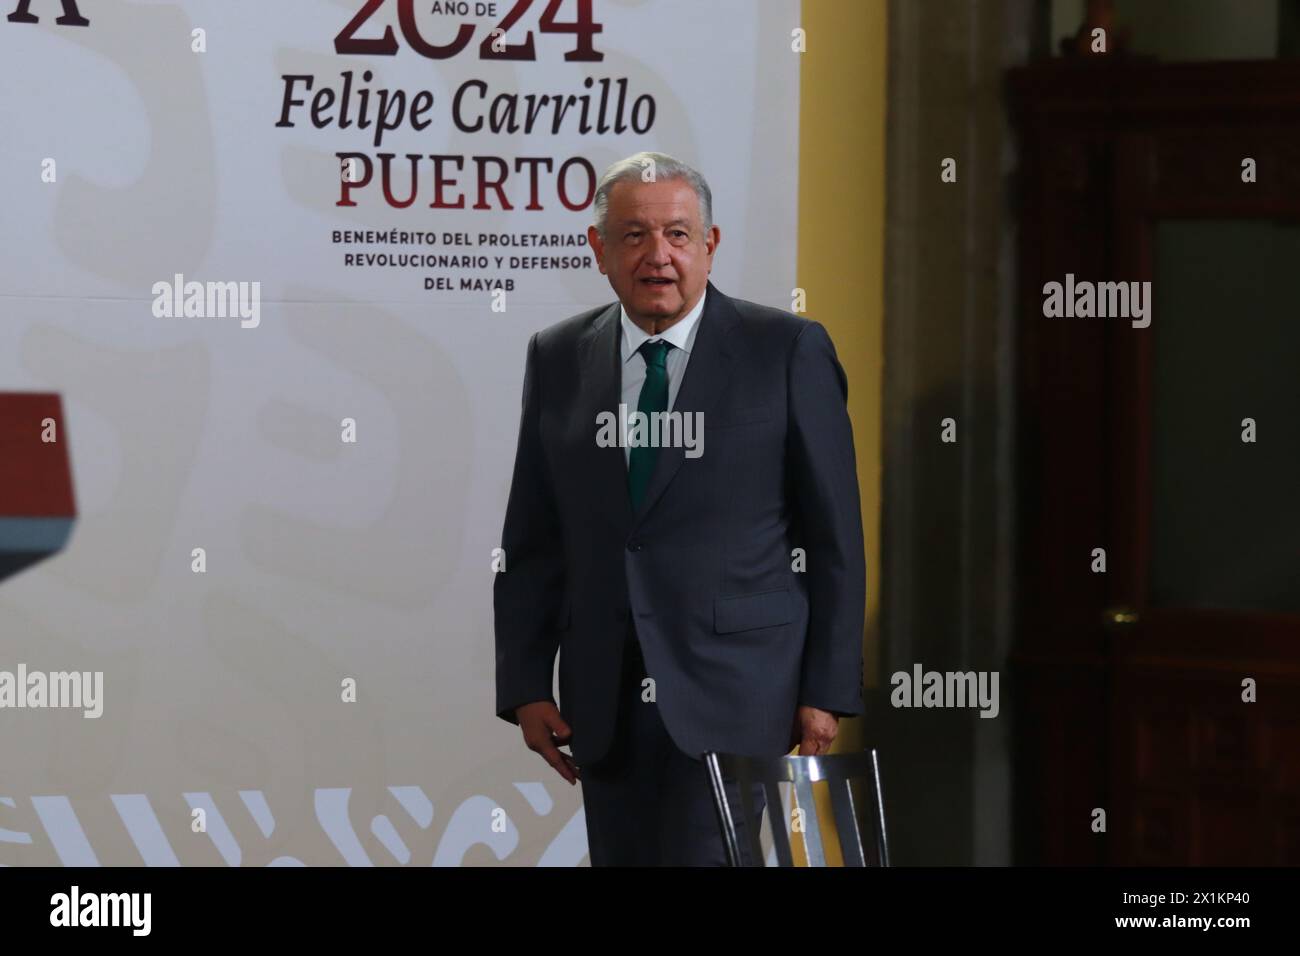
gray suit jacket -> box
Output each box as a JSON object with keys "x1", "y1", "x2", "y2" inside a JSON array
[{"x1": 494, "y1": 281, "x2": 866, "y2": 767}]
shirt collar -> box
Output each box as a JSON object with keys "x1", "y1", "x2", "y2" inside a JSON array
[{"x1": 620, "y1": 286, "x2": 708, "y2": 364}]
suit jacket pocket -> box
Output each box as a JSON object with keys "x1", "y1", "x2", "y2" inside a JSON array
[{"x1": 714, "y1": 587, "x2": 792, "y2": 634}]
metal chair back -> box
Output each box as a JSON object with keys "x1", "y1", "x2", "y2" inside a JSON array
[{"x1": 704, "y1": 748, "x2": 889, "y2": 867}]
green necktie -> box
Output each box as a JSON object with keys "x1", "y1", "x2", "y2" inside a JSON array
[{"x1": 628, "y1": 339, "x2": 673, "y2": 510}]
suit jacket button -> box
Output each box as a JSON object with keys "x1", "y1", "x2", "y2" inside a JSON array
[{"x1": 627, "y1": 541, "x2": 643, "y2": 552}]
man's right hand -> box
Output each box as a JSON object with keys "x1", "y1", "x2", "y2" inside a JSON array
[{"x1": 516, "y1": 701, "x2": 579, "y2": 785}]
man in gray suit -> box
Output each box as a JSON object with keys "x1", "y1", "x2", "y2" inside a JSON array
[{"x1": 495, "y1": 152, "x2": 865, "y2": 866}]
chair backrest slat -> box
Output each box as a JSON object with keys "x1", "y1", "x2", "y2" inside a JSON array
[
  {"x1": 735, "y1": 762, "x2": 765, "y2": 867},
  {"x1": 792, "y1": 775, "x2": 826, "y2": 866},
  {"x1": 765, "y1": 779, "x2": 795, "y2": 868},
  {"x1": 829, "y1": 777, "x2": 867, "y2": 867},
  {"x1": 705, "y1": 753, "x2": 744, "y2": 867},
  {"x1": 870, "y1": 749, "x2": 891, "y2": 868}
]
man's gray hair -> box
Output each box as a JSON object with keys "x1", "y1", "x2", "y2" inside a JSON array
[{"x1": 592, "y1": 151, "x2": 713, "y2": 240}]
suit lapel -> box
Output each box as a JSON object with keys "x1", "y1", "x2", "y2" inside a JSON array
[
  {"x1": 631, "y1": 281, "x2": 736, "y2": 528},
  {"x1": 577, "y1": 301, "x2": 634, "y2": 534}
]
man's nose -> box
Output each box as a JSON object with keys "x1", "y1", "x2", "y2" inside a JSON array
[{"x1": 645, "y1": 233, "x2": 673, "y2": 265}]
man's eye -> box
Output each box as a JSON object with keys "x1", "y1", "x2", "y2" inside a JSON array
[{"x1": 625, "y1": 232, "x2": 641, "y2": 241}]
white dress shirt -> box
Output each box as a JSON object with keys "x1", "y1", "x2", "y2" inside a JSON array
[{"x1": 618, "y1": 287, "x2": 707, "y2": 466}]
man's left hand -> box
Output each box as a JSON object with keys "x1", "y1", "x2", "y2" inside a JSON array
[{"x1": 789, "y1": 704, "x2": 839, "y2": 756}]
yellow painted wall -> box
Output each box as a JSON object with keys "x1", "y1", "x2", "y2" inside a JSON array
[{"x1": 794, "y1": 0, "x2": 887, "y2": 865}]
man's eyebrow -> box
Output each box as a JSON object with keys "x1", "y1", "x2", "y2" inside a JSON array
[{"x1": 614, "y1": 218, "x2": 693, "y2": 229}]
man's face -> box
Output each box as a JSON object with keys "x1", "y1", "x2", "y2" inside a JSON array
[{"x1": 588, "y1": 177, "x2": 720, "y2": 330}]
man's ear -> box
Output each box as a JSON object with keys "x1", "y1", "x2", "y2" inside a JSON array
[
  {"x1": 587, "y1": 225, "x2": 607, "y2": 275},
  {"x1": 705, "y1": 225, "x2": 721, "y2": 271}
]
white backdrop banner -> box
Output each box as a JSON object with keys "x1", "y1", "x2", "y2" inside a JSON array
[{"x1": 0, "y1": 0, "x2": 800, "y2": 865}]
